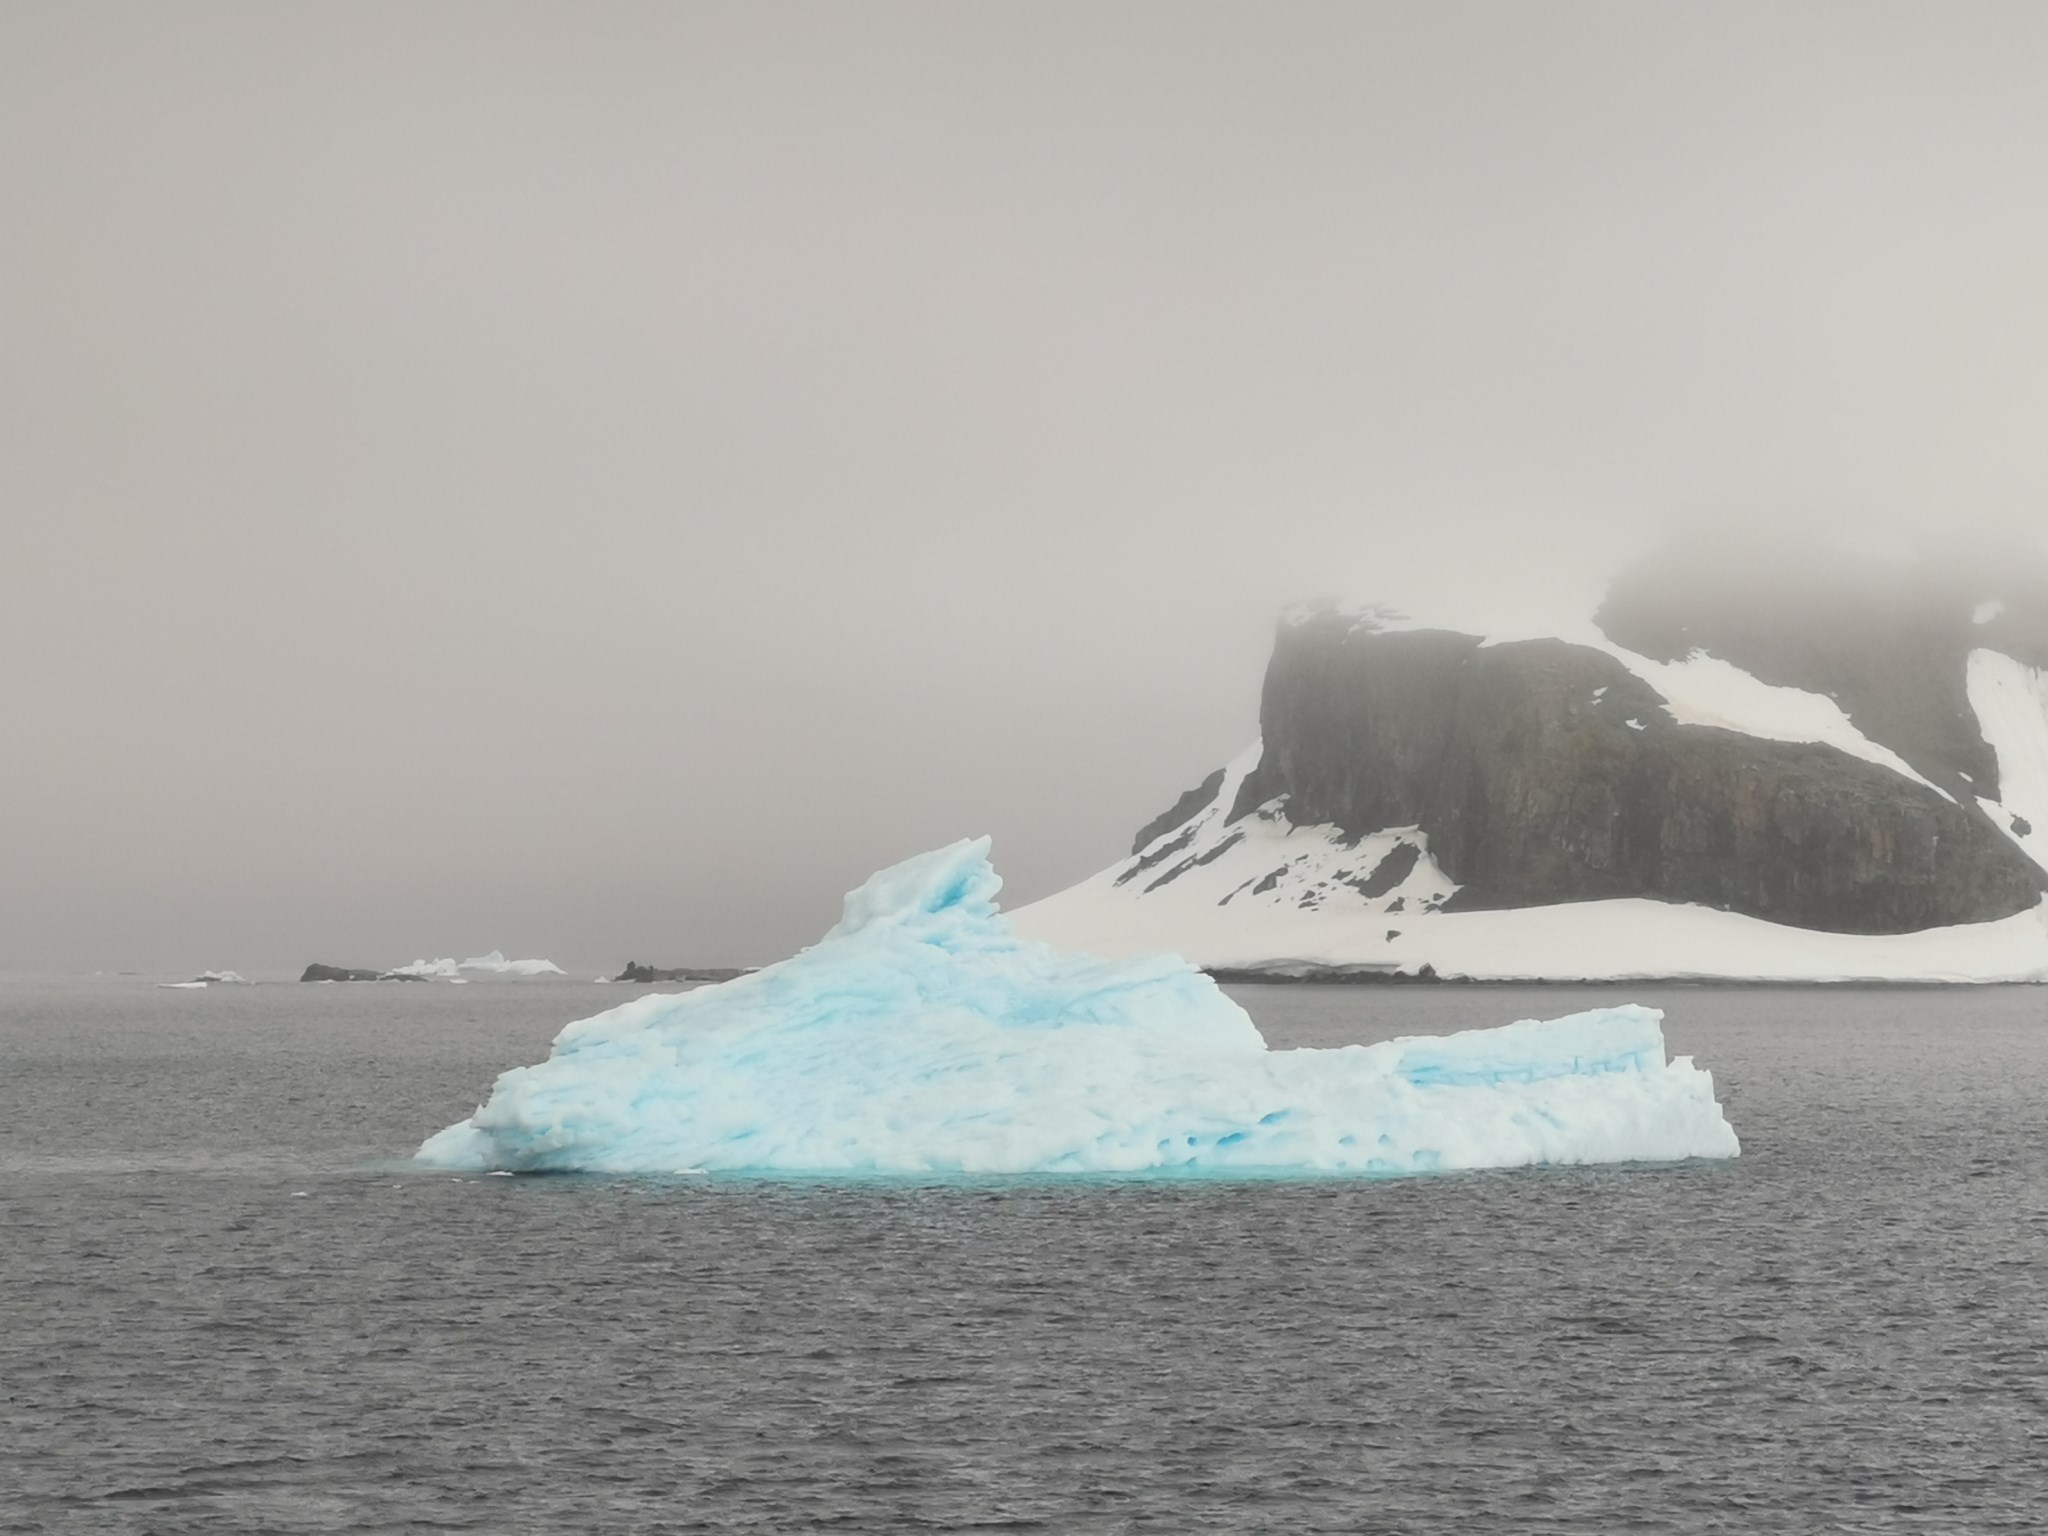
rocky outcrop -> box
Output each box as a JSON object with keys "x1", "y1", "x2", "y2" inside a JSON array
[
  {"x1": 299, "y1": 963, "x2": 426, "y2": 982},
  {"x1": 615, "y1": 962, "x2": 753, "y2": 984},
  {"x1": 1225, "y1": 612, "x2": 2043, "y2": 933},
  {"x1": 1130, "y1": 769, "x2": 1225, "y2": 855},
  {"x1": 1105, "y1": 545, "x2": 2048, "y2": 940}
]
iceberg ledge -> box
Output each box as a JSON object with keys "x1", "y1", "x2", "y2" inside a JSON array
[{"x1": 418, "y1": 839, "x2": 1739, "y2": 1176}]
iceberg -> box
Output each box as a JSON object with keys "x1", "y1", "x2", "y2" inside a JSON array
[
  {"x1": 459, "y1": 949, "x2": 565, "y2": 977},
  {"x1": 386, "y1": 951, "x2": 565, "y2": 979},
  {"x1": 417, "y1": 840, "x2": 1739, "y2": 1177}
]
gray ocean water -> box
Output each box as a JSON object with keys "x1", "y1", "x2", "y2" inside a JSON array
[{"x1": 3, "y1": 975, "x2": 2046, "y2": 1534}]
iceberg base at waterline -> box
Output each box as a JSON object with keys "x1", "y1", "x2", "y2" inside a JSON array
[{"x1": 417, "y1": 840, "x2": 1739, "y2": 1177}]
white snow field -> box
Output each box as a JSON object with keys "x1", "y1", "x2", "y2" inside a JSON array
[
  {"x1": 417, "y1": 840, "x2": 1738, "y2": 1177},
  {"x1": 1017, "y1": 874, "x2": 2048, "y2": 983}
]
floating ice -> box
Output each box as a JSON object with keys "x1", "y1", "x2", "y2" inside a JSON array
[
  {"x1": 459, "y1": 949, "x2": 564, "y2": 977},
  {"x1": 417, "y1": 840, "x2": 1739, "y2": 1176},
  {"x1": 387, "y1": 951, "x2": 565, "y2": 979},
  {"x1": 159, "y1": 970, "x2": 251, "y2": 988}
]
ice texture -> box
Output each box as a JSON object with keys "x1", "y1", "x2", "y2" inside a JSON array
[{"x1": 417, "y1": 839, "x2": 1739, "y2": 1176}]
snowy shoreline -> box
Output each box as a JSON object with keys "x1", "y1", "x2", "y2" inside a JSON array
[{"x1": 1204, "y1": 969, "x2": 2048, "y2": 988}]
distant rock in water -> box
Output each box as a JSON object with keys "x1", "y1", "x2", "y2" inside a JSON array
[
  {"x1": 614, "y1": 961, "x2": 755, "y2": 984},
  {"x1": 299, "y1": 964, "x2": 425, "y2": 983},
  {"x1": 1014, "y1": 539, "x2": 2048, "y2": 983}
]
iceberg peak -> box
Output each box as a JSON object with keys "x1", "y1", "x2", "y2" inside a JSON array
[{"x1": 822, "y1": 835, "x2": 1006, "y2": 945}]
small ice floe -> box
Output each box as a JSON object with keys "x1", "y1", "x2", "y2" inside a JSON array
[
  {"x1": 161, "y1": 970, "x2": 251, "y2": 987},
  {"x1": 1625, "y1": 717, "x2": 1646, "y2": 731},
  {"x1": 158, "y1": 981, "x2": 209, "y2": 989}
]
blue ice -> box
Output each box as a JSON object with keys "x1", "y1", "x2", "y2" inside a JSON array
[{"x1": 416, "y1": 839, "x2": 1740, "y2": 1176}]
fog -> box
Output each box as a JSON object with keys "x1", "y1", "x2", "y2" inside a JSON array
[{"x1": 5, "y1": 2, "x2": 2048, "y2": 972}]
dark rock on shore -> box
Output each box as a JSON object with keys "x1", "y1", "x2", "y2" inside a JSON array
[
  {"x1": 614, "y1": 962, "x2": 753, "y2": 984},
  {"x1": 1234, "y1": 612, "x2": 2044, "y2": 933},
  {"x1": 299, "y1": 963, "x2": 426, "y2": 982},
  {"x1": 1207, "y1": 962, "x2": 1442, "y2": 984},
  {"x1": 1186, "y1": 543, "x2": 2048, "y2": 937}
]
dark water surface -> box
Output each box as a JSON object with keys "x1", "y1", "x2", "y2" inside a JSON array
[{"x1": 4, "y1": 976, "x2": 2048, "y2": 1533}]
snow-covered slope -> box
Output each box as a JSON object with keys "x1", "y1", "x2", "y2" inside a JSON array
[
  {"x1": 1594, "y1": 643, "x2": 1951, "y2": 800},
  {"x1": 1016, "y1": 872, "x2": 2048, "y2": 983},
  {"x1": 1031, "y1": 738, "x2": 1454, "y2": 946},
  {"x1": 1014, "y1": 743, "x2": 2048, "y2": 983},
  {"x1": 1969, "y1": 649, "x2": 2048, "y2": 877}
]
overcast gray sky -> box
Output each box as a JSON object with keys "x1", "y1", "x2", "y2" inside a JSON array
[{"x1": 6, "y1": 1, "x2": 2048, "y2": 973}]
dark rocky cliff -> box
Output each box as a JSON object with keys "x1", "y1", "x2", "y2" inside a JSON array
[{"x1": 1198, "y1": 549, "x2": 2048, "y2": 935}]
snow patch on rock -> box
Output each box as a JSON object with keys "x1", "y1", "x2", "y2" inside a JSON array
[{"x1": 1594, "y1": 644, "x2": 1953, "y2": 801}]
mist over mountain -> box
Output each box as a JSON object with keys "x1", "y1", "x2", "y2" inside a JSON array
[{"x1": 11, "y1": 5, "x2": 2048, "y2": 970}]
